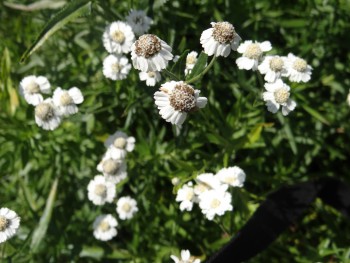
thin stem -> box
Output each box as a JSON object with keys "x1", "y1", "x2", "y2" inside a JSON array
[
  {"x1": 256, "y1": 71, "x2": 265, "y2": 90},
  {"x1": 186, "y1": 56, "x2": 216, "y2": 84},
  {"x1": 214, "y1": 217, "x2": 230, "y2": 236},
  {"x1": 1, "y1": 242, "x2": 6, "y2": 261},
  {"x1": 162, "y1": 69, "x2": 180, "y2": 81}
]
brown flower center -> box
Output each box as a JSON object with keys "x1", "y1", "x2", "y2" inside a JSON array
[
  {"x1": 244, "y1": 43, "x2": 262, "y2": 59},
  {"x1": 135, "y1": 34, "x2": 161, "y2": 58},
  {"x1": 35, "y1": 103, "x2": 54, "y2": 121},
  {"x1": 102, "y1": 159, "x2": 120, "y2": 175},
  {"x1": 269, "y1": 57, "x2": 284, "y2": 72},
  {"x1": 293, "y1": 58, "x2": 307, "y2": 72},
  {"x1": 111, "y1": 30, "x2": 125, "y2": 44},
  {"x1": 274, "y1": 88, "x2": 290, "y2": 104},
  {"x1": 169, "y1": 83, "x2": 196, "y2": 112},
  {"x1": 212, "y1": 22, "x2": 235, "y2": 44},
  {"x1": 60, "y1": 91, "x2": 73, "y2": 106},
  {"x1": 0, "y1": 216, "x2": 9, "y2": 231}
]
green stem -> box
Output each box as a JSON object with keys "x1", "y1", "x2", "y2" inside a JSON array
[
  {"x1": 162, "y1": 69, "x2": 180, "y2": 81},
  {"x1": 186, "y1": 56, "x2": 216, "y2": 84},
  {"x1": 256, "y1": 71, "x2": 265, "y2": 90},
  {"x1": 1, "y1": 242, "x2": 6, "y2": 261}
]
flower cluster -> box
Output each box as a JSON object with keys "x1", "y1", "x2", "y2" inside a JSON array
[
  {"x1": 0, "y1": 207, "x2": 20, "y2": 244},
  {"x1": 171, "y1": 249, "x2": 201, "y2": 263},
  {"x1": 19, "y1": 75, "x2": 84, "y2": 130},
  {"x1": 174, "y1": 166, "x2": 246, "y2": 220},
  {"x1": 88, "y1": 130, "x2": 138, "y2": 241}
]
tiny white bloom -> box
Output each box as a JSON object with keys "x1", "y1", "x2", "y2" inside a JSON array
[
  {"x1": 97, "y1": 151, "x2": 127, "y2": 184},
  {"x1": 236, "y1": 40, "x2": 272, "y2": 71},
  {"x1": 173, "y1": 55, "x2": 180, "y2": 63},
  {"x1": 87, "y1": 175, "x2": 116, "y2": 206},
  {"x1": 263, "y1": 79, "x2": 297, "y2": 116},
  {"x1": 116, "y1": 196, "x2": 138, "y2": 220},
  {"x1": 285, "y1": 53, "x2": 312, "y2": 83},
  {"x1": 171, "y1": 177, "x2": 180, "y2": 186},
  {"x1": 52, "y1": 87, "x2": 84, "y2": 116},
  {"x1": 139, "y1": 71, "x2": 161, "y2": 86},
  {"x1": 104, "y1": 130, "x2": 136, "y2": 159},
  {"x1": 103, "y1": 54, "x2": 131, "y2": 81},
  {"x1": 216, "y1": 166, "x2": 246, "y2": 187},
  {"x1": 184, "y1": 51, "x2": 198, "y2": 76},
  {"x1": 347, "y1": 90, "x2": 350, "y2": 106},
  {"x1": 198, "y1": 185, "x2": 233, "y2": 220},
  {"x1": 34, "y1": 98, "x2": 62, "y2": 130},
  {"x1": 93, "y1": 214, "x2": 118, "y2": 241},
  {"x1": 126, "y1": 10, "x2": 152, "y2": 36},
  {"x1": 258, "y1": 55, "x2": 288, "y2": 83},
  {"x1": 200, "y1": 21, "x2": 241, "y2": 57},
  {"x1": 193, "y1": 173, "x2": 223, "y2": 196},
  {"x1": 19, "y1": 75, "x2": 51, "y2": 105},
  {"x1": 154, "y1": 81, "x2": 207, "y2": 127},
  {"x1": 175, "y1": 182, "x2": 195, "y2": 211},
  {"x1": 0, "y1": 208, "x2": 20, "y2": 244},
  {"x1": 131, "y1": 34, "x2": 173, "y2": 72},
  {"x1": 102, "y1": 21, "x2": 135, "y2": 54},
  {"x1": 170, "y1": 250, "x2": 201, "y2": 263}
]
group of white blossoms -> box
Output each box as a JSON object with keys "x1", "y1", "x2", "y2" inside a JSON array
[
  {"x1": 19, "y1": 75, "x2": 84, "y2": 130},
  {"x1": 87, "y1": 130, "x2": 138, "y2": 241}
]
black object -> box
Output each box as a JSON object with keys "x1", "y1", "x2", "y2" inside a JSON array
[{"x1": 207, "y1": 178, "x2": 350, "y2": 263}]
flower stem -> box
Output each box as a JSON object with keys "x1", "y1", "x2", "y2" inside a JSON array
[
  {"x1": 1, "y1": 242, "x2": 6, "y2": 261},
  {"x1": 186, "y1": 56, "x2": 216, "y2": 84},
  {"x1": 162, "y1": 69, "x2": 181, "y2": 81},
  {"x1": 256, "y1": 71, "x2": 265, "y2": 90}
]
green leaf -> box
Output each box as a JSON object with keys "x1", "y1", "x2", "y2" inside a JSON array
[
  {"x1": 170, "y1": 49, "x2": 189, "y2": 78},
  {"x1": 302, "y1": 104, "x2": 330, "y2": 125},
  {"x1": 185, "y1": 52, "x2": 208, "y2": 81},
  {"x1": 20, "y1": 0, "x2": 92, "y2": 63},
  {"x1": 4, "y1": 0, "x2": 66, "y2": 11}
]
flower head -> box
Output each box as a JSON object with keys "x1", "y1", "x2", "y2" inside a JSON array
[
  {"x1": 52, "y1": 87, "x2": 84, "y2": 116},
  {"x1": 0, "y1": 208, "x2": 20, "y2": 243},
  {"x1": 103, "y1": 54, "x2": 131, "y2": 81},
  {"x1": 87, "y1": 175, "x2": 116, "y2": 206},
  {"x1": 116, "y1": 196, "x2": 138, "y2": 220},
  {"x1": 175, "y1": 182, "x2": 195, "y2": 211},
  {"x1": 184, "y1": 51, "x2": 198, "y2": 76},
  {"x1": 258, "y1": 55, "x2": 288, "y2": 83},
  {"x1": 285, "y1": 53, "x2": 312, "y2": 83},
  {"x1": 126, "y1": 10, "x2": 152, "y2": 36},
  {"x1": 93, "y1": 214, "x2": 118, "y2": 241},
  {"x1": 216, "y1": 166, "x2": 246, "y2": 187},
  {"x1": 104, "y1": 131, "x2": 136, "y2": 160},
  {"x1": 139, "y1": 71, "x2": 161, "y2": 86},
  {"x1": 102, "y1": 21, "x2": 135, "y2": 54},
  {"x1": 131, "y1": 34, "x2": 173, "y2": 72},
  {"x1": 34, "y1": 98, "x2": 62, "y2": 130},
  {"x1": 97, "y1": 151, "x2": 128, "y2": 184},
  {"x1": 19, "y1": 75, "x2": 51, "y2": 105},
  {"x1": 236, "y1": 40, "x2": 272, "y2": 71},
  {"x1": 154, "y1": 81, "x2": 207, "y2": 127},
  {"x1": 193, "y1": 173, "x2": 222, "y2": 196},
  {"x1": 200, "y1": 22, "x2": 241, "y2": 57},
  {"x1": 170, "y1": 250, "x2": 201, "y2": 263}
]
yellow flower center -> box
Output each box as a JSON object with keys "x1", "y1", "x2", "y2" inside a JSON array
[
  {"x1": 26, "y1": 80, "x2": 40, "y2": 93},
  {"x1": 186, "y1": 55, "x2": 197, "y2": 65},
  {"x1": 111, "y1": 30, "x2": 125, "y2": 44},
  {"x1": 60, "y1": 91, "x2": 73, "y2": 106},
  {"x1": 135, "y1": 34, "x2": 161, "y2": 58},
  {"x1": 212, "y1": 22, "x2": 235, "y2": 44},
  {"x1": 35, "y1": 103, "x2": 54, "y2": 120},
  {"x1": 169, "y1": 83, "x2": 196, "y2": 112},
  {"x1": 269, "y1": 57, "x2": 284, "y2": 72},
  {"x1": 186, "y1": 190, "x2": 194, "y2": 201},
  {"x1": 244, "y1": 43, "x2": 262, "y2": 59},
  {"x1": 293, "y1": 58, "x2": 307, "y2": 72},
  {"x1": 274, "y1": 88, "x2": 290, "y2": 104},
  {"x1": 111, "y1": 63, "x2": 121, "y2": 73},
  {"x1": 94, "y1": 184, "x2": 107, "y2": 197},
  {"x1": 102, "y1": 159, "x2": 120, "y2": 175},
  {"x1": 147, "y1": 71, "x2": 156, "y2": 78},
  {"x1": 210, "y1": 198, "x2": 221, "y2": 209},
  {"x1": 98, "y1": 220, "x2": 110, "y2": 232},
  {"x1": 113, "y1": 137, "x2": 127, "y2": 149},
  {"x1": 122, "y1": 203, "x2": 131, "y2": 212},
  {"x1": 0, "y1": 216, "x2": 9, "y2": 231}
]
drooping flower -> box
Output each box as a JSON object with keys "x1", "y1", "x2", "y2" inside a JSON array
[
  {"x1": 19, "y1": 75, "x2": 51, "y2": 106},
  {"x1": 52, "y1": 87, "x2": 84, "y2": 116},
  {"x1": 97, "y1": 151, "x2": 127, "y2": 184},
  {"x1": 87, "y1": 175, "x2": 116, "y2": 206},
  {"x1": 236, "y1": 40, "x2": 272, "y2": 71},
  {"x1": 103, "y1": 54, "x2": 132, "y2": 81},
  {"x1": 126, "y1": 10, "x2": 152, "y2": 36},
  {"x1": 93, "y1": 214, "x2": 118, "y2": 241},
  {"x1": 263, "y1": 79, "x2": 297, "y2": 116},
  {"x1": 104, "y1": 131, "x2": 136, "y2": 160},
  {"x1": 184, "y1": 51, "x2": 198, "y2": 76},
  {"x1": 102, "y1": 21, "x2": 135, "y2": 54},
  {"x1": 0, "y1": 208, "x2": 20, "y2": 244},
  {"x1": 131, "y1": 34, "x2": 173, "y2": 72},
  {"x1": 139, "y1": 71, "x2": 161, "y2": 86},
  {"x1": 154, "y1": 81, "x2": 207, "y2": 127},
  {"x1": 34, "y1": 98, "x2": 62, "y2": 130},
  {"x1": 216, "y1": 166, "x2": 246, "y2": 187},
  {"x1": 285, "y1": 53, "x2": 312, "y2": 83},
  {"x1": 116, "y1": 196, "x2": 138, "y2": 220},
  {"x1": 170, "y1": 250, "x2": 201, "y2": 263},
  {"x1": 258, "y1": 55, "x2": 288, "y2": 83},
  {"x1": 200, "y1": 22, "x2": 241, "y2": 57},
  {"x1": 175, "y1": 182, "x2": 195, "y2": 211}
]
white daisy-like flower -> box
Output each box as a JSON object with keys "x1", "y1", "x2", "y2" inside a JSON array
[
  {"x1": 87, "y1": 175, "x2": 116, "y2": 206},
  {"x1": 102, "y1": 21, "x2": 135, "y2": 54},
  {"x1": 97, "y1": 151, "x2": 127, "y2": 184},
  {"x1": 198, "y1": 185, "x2": 233, "y2": 220},
  {"x1": 184, "y1": 51, "x2": 198, "y2": 76},
  {"x1": 263, "y1": 79, "x2": 297, "y2": 116},
  {"x1": 126, "y1": 10, "x2": 152, "y2": 36},
  {"x1": 139, "y1": 71, "x2": 161, "y2": 86},
  {"x1": 0, "y1": 208, "x2": 20, "y2": 244},
  {"x1": 236, "y1": 40, "x2": 272, "y2": 71},
  {"x1": 34, "y1": 98, "x2": 62, "y2": 130},
  {"x1": 258, "y1": 55, "x2": 288, "y2": 83},
  {"x1": 171, "y1": 249, "x2": 201, "y2": 263},
  {"x1": 103, "y1": 54, "x2": 132, "y2": 81},
  {"x1": 285, "y1": 53, "x2": 312, "y2": 83},
  {"x1": 131, "y1": 34, "x2": 173, "y2": 72},
  {"x1": 19, "y1": 75, "x2": 51, "y2": 106},
  {"x1": 216, "y1": 166, "x2": 246, "y2": 187},
  {"x1": 193, "y1": 173, "x2": 223, "y2": 196},
  {"x1": 93, "y1": 214, "x2": 118, "y2": 241},
  {"x1": 116, "y1": 196, "x2": 138, "y2": 220},
  {"x1": 154, "y1": 81, "x2": 207, "y2": 127},
  {"x1": 175, "y1": 182, "x2": 195, "y2": 211},
  {"x1": 52, "y1": 87, "x2": 84, "y2": 116},
  {"x1": 104, "y1": 130, "x2": 136, "y2": 160},
  {"x1": 200, "y1": 21, "x2": 241, "y2": 57}
]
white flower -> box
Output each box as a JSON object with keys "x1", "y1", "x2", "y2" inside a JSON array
[
  {"x1": 263, "y1": 79, "x2": 297, "y2": 116},
  {"x1": 116, "y1": 196, "x2": 138, "y2": 220},
  {"x1": 97, "y1": 151, "x2": 127, "y2": 184},
  {"x1": 87, "y1": 175, "x2": 116, "y2": 206},
  {"x1": 236, "y1": 40, "x2": 272, "y2": 71},
  {"x1": 347, "y1": 90, "x2": 350, "y2": 106},
  {"x1": 200, "y1": 21, "x2": 241, "y2": 57},
  {"x1": 285, "y1": 53, "x2": 312, "y2": 83},
  {"x1": 93, "y1": 214, "x2": 118, "y2": 241},
  {"x1": 184, "y1": 51, "x2": 198, "y2": 76},
  {"x1": 193, "y1": 173, "x2": 222, "y2": 196},
  {"x1": 102, "y1": 21, "x2": 135, "y2": 54},
  {"x1": 34, "y1": 98, "x2": 62, "y2": 130},
  {"x1": 126, "y1": 10, "x2": 152, "y2": 36},
  {"x1": 154, "y1": 81, "x2": 207, "y2": 127},
  {"x1": 173, "y1": 55, "x2": 180, "y2": 63},
  {"x1": 104, "y1": 130, "x2": 135, "y2": 160},
  {"x1": 139, "y1": 71, "x2": 161, "y2": 86},
  {"x1": 0, "y1": 208, "x2": 20, "y2": 244},
  {"x1": 258, "y1": 55, "x2": 288, "y2": 83},
  {"x1": 19, "y1": 75, "x2": 51, "y2": 106},
  {"x1": 198, "y1": 185, "x2": 233, "y2": 220},
  {"x1": 131, "y1": 34, "x2": 173, "y2": 72},
  {"x1": 175, "y1": 182, "x2": 195, "y2": 211},
  {"x1": 216, "y1": 166, "x2": 246, "y2": 187},
  {"x1": 171, "y1": 177, "x2": 180, "y2": 186},
  {"x1": 170, "y1": 250, "x2": 201, "y2": 263},
  {"x1": 52, "y1": 87, "x2": 83, "y2": 116},
  {"x1": 103, "y1": 54, "x2": 132, "y2": 81}
]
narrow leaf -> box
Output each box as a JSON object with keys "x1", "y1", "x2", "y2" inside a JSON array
[
  {"x1": 302, "y1": 104, "x2": 330, "y2": 125},
  {"x1": 4, "y1": 0, "x2": 66, "y2": 11}
]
